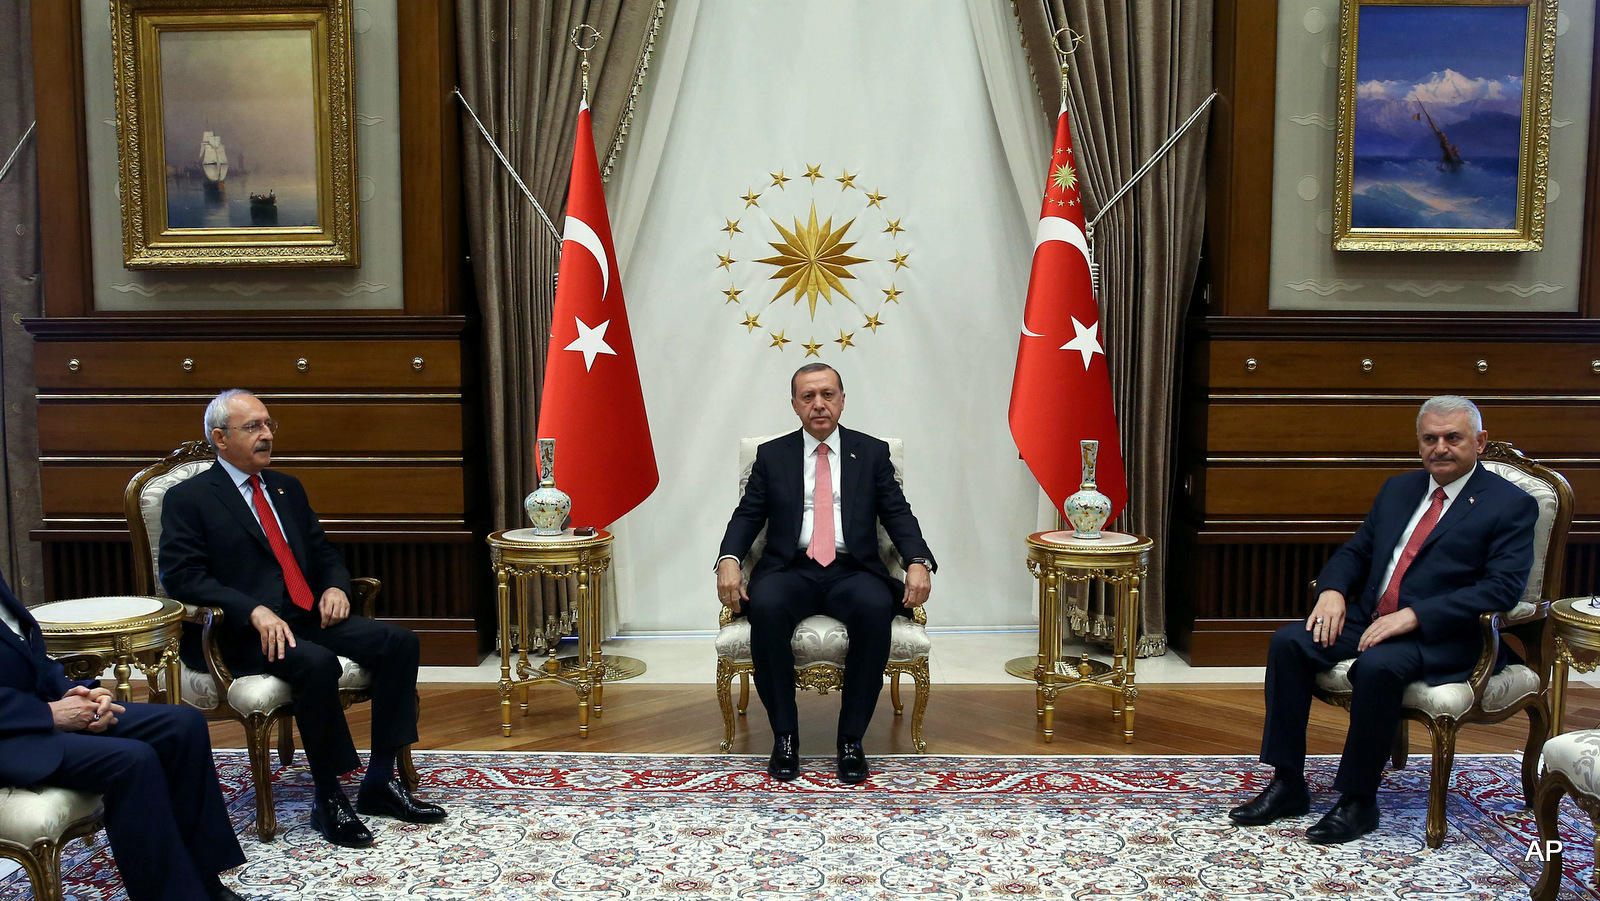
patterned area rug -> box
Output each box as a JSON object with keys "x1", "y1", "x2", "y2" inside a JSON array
[{"x1": 3, "y1": 751, "x2": 1595, "y2": 900}]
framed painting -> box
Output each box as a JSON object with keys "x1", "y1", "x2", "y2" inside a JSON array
[
  {"x1": 1332, "y1": 0, "x2": 1557, "y2": 251},
  {"x1": 112, "y1": 0, "x2": 358, "y2": 268}
]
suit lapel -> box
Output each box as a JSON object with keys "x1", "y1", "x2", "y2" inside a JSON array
[
  {"x1": 1418, "y1": 465, "x2": 1491, "y2": 554},
  {"x1": 780, "y1": 431, "x2": 805, "y2": 535},
  {"x1": 1373, "y1": 471, "x2": 1429, "y2": 562},
  {"x1": 207, "y1": 462, "x2": 272, "y2": 553}
]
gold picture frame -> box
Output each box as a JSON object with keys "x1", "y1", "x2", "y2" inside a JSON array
[
  {"x1": 1332, "y1": 0, "x2": 1556, "y2": 252},
  {"x1": 112, "y1": 0, "x2": 358, "y2": 268}
]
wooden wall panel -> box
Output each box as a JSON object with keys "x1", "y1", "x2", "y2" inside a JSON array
[
  {"x1": 1202, "y1": 402, "x2": 1600, "y2": 456},
  {"x1": 1208, "y1": 342, "x2": 1600, "y2": 391},
  {"x1": 41, "y1": 464, "x2": 465, "y2": 517},
  {"x1": 35, "y1": 340, "x2": 461, "y2": 390},
  {"x1": 38, "y1": 401, "x2": 464, "y2": 455}
]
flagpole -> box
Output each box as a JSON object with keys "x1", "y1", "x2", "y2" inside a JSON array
[{"x1": 1050, "y1": 28, "x2": 1216, "y2": 296}]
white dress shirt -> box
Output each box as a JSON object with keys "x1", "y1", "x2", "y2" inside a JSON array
[
  {"x1": 1376, "y1": 463, "x2": 1474, "y2": 593},
  {"x1": 218, "y1": 457, "x2": 288, "y2": 535},
  {"x1": 798, "y1": 429, "x2": 846, "y2": 554}
]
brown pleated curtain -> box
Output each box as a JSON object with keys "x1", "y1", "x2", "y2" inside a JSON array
[
  {"x1": 456, "y1": 1, "x2": 662, "y2": 649},
  {"x1": 1015, "y1": 1, "x2": 1213, "y2": 656},
  {"x1": 0, "y1": 0, "x2": 45, "y2": 603}
]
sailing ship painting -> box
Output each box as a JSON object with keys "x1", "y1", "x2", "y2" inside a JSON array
[
  {"x1": 1347, "y1": 4, "x2": 1528, "y2": 231},
  {"x1": 159, "y1": 28, "x2": 320, "y2": 230}
]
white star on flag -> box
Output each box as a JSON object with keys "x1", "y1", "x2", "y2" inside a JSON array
[
  {"x1": 1059, "y1": 316, "x2": 1104, "y2": 370},
  {"x1": 564, "y1": 317, "x2": 617, "y2": 371}
]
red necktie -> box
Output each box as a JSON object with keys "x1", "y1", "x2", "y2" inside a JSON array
[
  {"x1": 248, "y1": 474, "x2": 315, "y2": 611},
  {"x1": 1375, "y1": 487, "x2": 1447, "y2": 618},
  {"x1": 807, "y1": 444, "x2": 836, "y2": 567}
]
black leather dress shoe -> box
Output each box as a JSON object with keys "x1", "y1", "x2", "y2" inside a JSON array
[
  {"x1": 837, "y1": 741, "x2": 869, "y2": 784},
  {"x1": 768, "y1": 733, "x2": 800, "y2": 781},
  {"x1": 357, "y1": 777, "x2": 447, "y2": 824},
  {"x1": 1306, "y1": 795, "x2": 1380, "y2": 844},
  {"x1": 210, "y1": 887, "x2": 250, "y2": 901},
  {"x1": 310, "y1": 790, "x2": 375, "y2": 848},
  {"x1": 1228, "y1": 776, "x2": 1310, "y2": 826}
]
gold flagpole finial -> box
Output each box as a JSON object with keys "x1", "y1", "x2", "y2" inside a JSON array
[
  {"x1": 570, "y1": 24, "x2": 603, "y2": 100},
  {"x1": 1051, "y1": 26, "x2": 1084, "y2": 82}
]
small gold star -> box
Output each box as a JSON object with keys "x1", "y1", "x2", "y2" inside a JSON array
[
  {"x1": 722, "y1": 285, "x2": 742, "y2": 304},
  {"x1": 770, "y1": 170, "x2": 791, "y2": 189},
  {"x1": 722, "y1": 219, "x2": 741, "y2": 235},
  {"x1": 883, "y1": 219, "x2": 904, "y2": 237},
  {"x1": 769, "y1": 330, "x2": 791, "y2": 349},
  {"x1": 834, "y1": 330, "x2": 855, "y2": 350},
  {"x1": 802, "y1": 337, "x2": 824, "y2": 357},
  {"x1": 890, "y1": 250, "x2": 910, "y2": 270},
  {"x1": 865, "y1": 190, "x2": 887, "y2": 208},
  {"x1": 863, "y1": 313, "x2": 883, "y2": 332},
  {"x1": 882, "y1": 284, "x2": 902, "y2": 303},
  {"x1": 741, "y1": 189, "x2": 762, "y2": 208},
  {"x1": 717, "y1": 252, "x2": 735, "y2": 271},
  {"x1": 804, "y1": 164, "x2": 824, "y2": 183},
  {"x1": 741, "y1": 312, "x2": 761, "y2": 332},
  {"x1": 836, "y1": 170, "x2": 857, "y2": 191}
]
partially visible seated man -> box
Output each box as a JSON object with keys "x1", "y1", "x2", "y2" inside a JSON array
[
  {"x1": 159, "y1": 389, "x2": 444, "y2": 848},
  {"x1": 0, "y1": 569, "x2": 250, "y2": 901},
  {"x1": 716, "y1": 363, "x2": 935, "y2": 784},
  {"x1": 1229, "y1": 394, "x2": 1537, "y2": 843}
]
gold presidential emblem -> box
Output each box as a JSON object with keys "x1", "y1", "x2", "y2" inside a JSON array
[{"x1": 717, "y1": 164, "x2": 909, "y2": 356}]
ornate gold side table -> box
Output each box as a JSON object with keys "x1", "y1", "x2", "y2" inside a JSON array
[
  {"x1": 31, "y1": 596, "x2": 185, "y2": 704},
  {"x1": 1006, "y1": 530, "x2": 1152, "y2": 744},
  {"x1": 1549, "y1": 596, "x2": 1600, "y2": 734},
  {"x1": 488, "y1": 528, "x2": 643, "y2": 737}
]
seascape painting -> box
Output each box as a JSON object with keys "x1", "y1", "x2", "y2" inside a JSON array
[
  {"x1": 159, "y1": 28, "x2": 320, "y2": 230},
  {"x1": 1348, "y1": 5, "x2": 1529, "y2": 232}
]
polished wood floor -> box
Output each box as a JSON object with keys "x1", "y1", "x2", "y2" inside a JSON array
[{"x1": 205, "y1": 680, "x2": 1600, "y2": 760}]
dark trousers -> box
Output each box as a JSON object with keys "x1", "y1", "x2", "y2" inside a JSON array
[
  {"x1": 747, "y1": 555, "x2": 895, "y2": 740},
  {"x1": 1261, "y1": 620, "x2": 1425, "y2": 798},
  {"x1": 45, "y1": 703, "x2": 245, "y2": 901},
  {"x1": 239, "y1": 611, "x2": 420, "y2": 780}
]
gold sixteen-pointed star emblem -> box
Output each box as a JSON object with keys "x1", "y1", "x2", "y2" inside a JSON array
[{"x1": 754, "y1": 203, "x2": 869, "y2": 318}]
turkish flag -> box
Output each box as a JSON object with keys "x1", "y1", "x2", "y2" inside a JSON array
[
  {"x1": 536, "y1": 100, "x2": 659, "y2": 527},
  {"x1": 1007, "y1": 102, "x2": 1127, "y2": 523}
]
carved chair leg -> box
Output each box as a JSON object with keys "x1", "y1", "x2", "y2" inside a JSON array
[
  {"x1": 276, "y1": 714, "x2": 296, "y2": 768},
  {"x1": 247, "y1": 714, "x2": 281, "y2": 842},
  {"x1": 737, "y1": 673, "x2": 749, "y2": 715},
  {"x1": 1523, "y1": 700, "x2": 1552, "y2": 808},
  {"x1": 1390, "y1": 720, "x2": 1410, "y2": 770},
  {"x1": 910, "y1": 658, "x2": 930, "y2": 754},
  {"x1": 399, "y1": 747, "x2": 420, "y2": 792},
  {"x1": 1423, "y1": 719, "x2": 1457, "y2": 849},
  {"x1": 1530, "y1": 774, "x2": 1568, "y2": 901},
  {"x1": 716, "y1": 659, "x2": 737, "y2": 753},
  {"x1": 17, "y1": 839, "x2": 66, "y2": 901},
  {"x1": 890, "y1": 670, "x2": 903, "y2": 715}
]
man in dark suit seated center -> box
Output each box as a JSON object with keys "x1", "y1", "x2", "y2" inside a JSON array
[
  {"x1": 1230, "y1": 394, "x2": 1537, "y2": 843},
  {"x1": 717, "y1": 364, "x2": 935, "y2": 784},
  {"x1": 159, "y1": 389, "x2": 445, "y2": 848}
]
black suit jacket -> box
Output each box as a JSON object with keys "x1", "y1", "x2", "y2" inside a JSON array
[
  {"x1": 1317, "y1": 464, "x2": 1538, "y2": 684},
  {"x1": 718, "y1": 426, "x2": 935, "y2": 601},
  {"x1": 0, "y1": 572, "x2": 81, "y2": 785},
  {"x1": 158, "y1": 462, "x2": 352, "y2": 666}
]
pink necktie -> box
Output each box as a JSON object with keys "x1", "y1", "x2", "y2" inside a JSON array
[
  {"x1": 807, "y1": 445, "x2": 836, "y2": 567},
  {"x1": 249, "y1": 475, "x2": 316, "y2": 611},
  {"x1": 1375, "y1": 487, "x2": 1447, "y2": 618}
]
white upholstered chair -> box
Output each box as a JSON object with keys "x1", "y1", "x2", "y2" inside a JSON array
[
  {"x1": 0, "y1": 785, "x2": 102, "y2": 901},
  {"x1": 1532, "y1": 729, "x2": 1600, "y2": 900},
  {"x1": 715, "y1": 434, "x2": 932, "y2": 753},
  {"x1": 126, "y1": 440, "x2": 415, "y2": 841},
  {"x1": 1312, "y1": 440, "x2": 1573, "y2": 848}
]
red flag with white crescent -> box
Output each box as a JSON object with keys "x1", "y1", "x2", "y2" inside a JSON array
[
  {"x1": 1007, "y1": 102, "x2": 1127, "y2": 522},
  {"x1": 537, "y1": 100, "x2": 659, "y2": 527}
]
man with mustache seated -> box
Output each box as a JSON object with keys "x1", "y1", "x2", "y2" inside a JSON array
[{"x1": 158, "y1": 390, "x2": 444, "y2": 848}]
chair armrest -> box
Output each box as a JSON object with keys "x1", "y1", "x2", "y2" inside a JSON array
[
  {"x1": 190, "y1": 605, "x2": 238, "y2": 687},
  {"x1": 911, "y1": 606, "x2": 927, "y2": 625},
  {"x1": 718, "y1": 605, "x2": 737, "y2": 628},
  {"x1": 352, "y1": 577, "x2": 381, "y2": 619},
  {"x1": 1464, "y1": 605, "x2": 1546, "y2": 698}
]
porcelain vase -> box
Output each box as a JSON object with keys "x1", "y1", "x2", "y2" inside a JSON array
[
  {"x1": 1063, "y1": 439, "x2": 1112, "y2": 539},
  {"x1": 524, "y1": 438, "x2": 572, "y2": 536}
]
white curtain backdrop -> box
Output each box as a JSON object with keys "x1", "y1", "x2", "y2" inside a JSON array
[{"x1": 605, "y1": 0, "x2": 1052, "y2": 633}]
